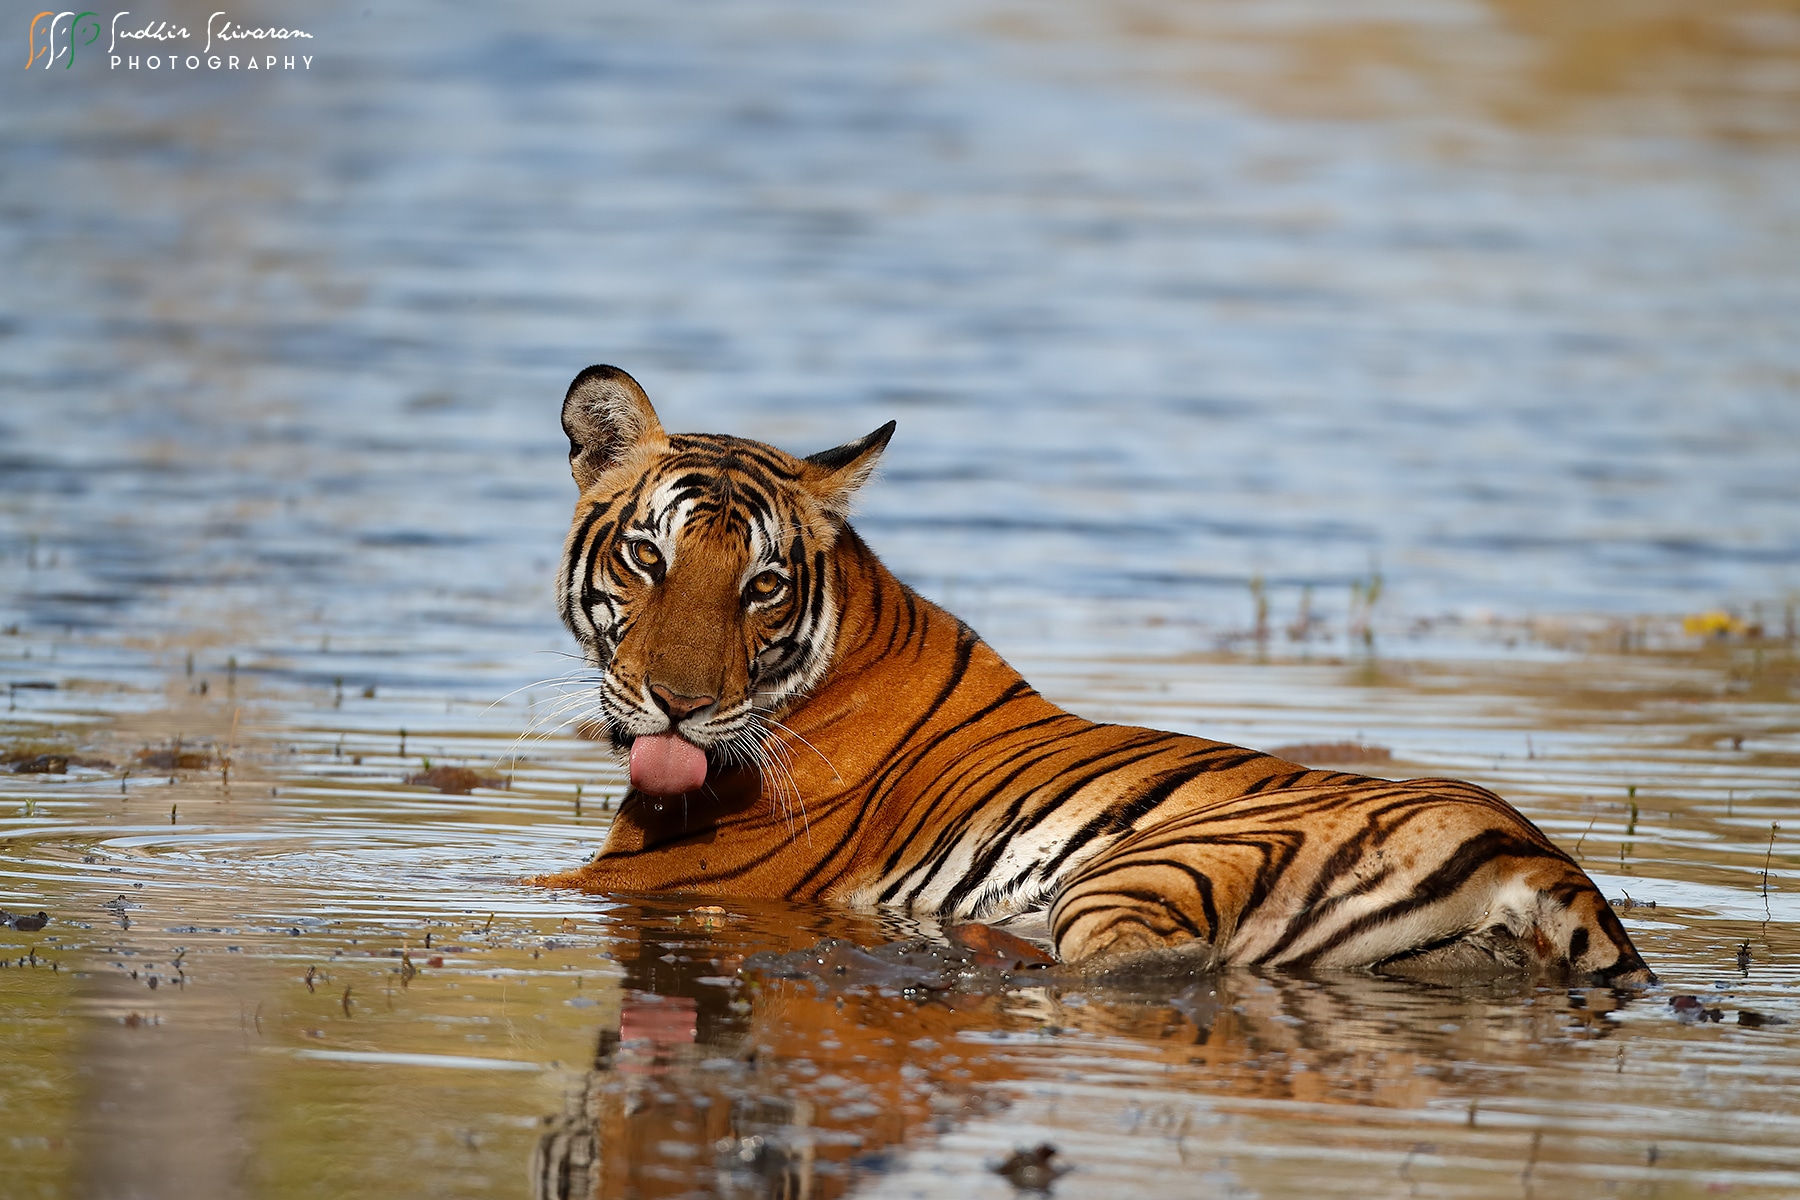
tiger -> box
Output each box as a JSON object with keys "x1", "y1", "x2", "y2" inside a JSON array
[{"x1": 532, "y1": 364, "x2": 1653, "y2": 985}]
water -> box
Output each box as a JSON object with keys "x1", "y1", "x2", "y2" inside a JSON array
[{"x1": 3, "y1": 1, "x2": 1800, "y2": 1196}]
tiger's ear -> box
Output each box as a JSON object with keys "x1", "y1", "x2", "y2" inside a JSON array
[
  {"x1": 801, "y1": 420, "x2": 896, "y2": 519},
  {"x1": 562, "y1": 365, "x2": 665, "y2": 490}
]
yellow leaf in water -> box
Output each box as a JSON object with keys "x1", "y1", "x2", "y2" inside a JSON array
[{"x1": 1682, "y1": 611, "x2": 1744, "y2": 638}]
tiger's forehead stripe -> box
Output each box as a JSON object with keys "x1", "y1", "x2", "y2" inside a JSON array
[
  {"x1": 665, "y1": 433, "x2": 804, "y2": 482},
  {"x1": 630, "y1": 446, "x2": 812, "y2": 563}
]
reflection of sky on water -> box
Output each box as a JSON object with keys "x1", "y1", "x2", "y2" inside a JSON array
[{"x1": 2, "y1": 0, "x2": 1798, "y2": 683}]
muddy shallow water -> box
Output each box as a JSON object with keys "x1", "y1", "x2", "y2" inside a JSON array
[
  {"x1": 5, "y1": 641, "x2": 1799, "y2": 1198},
  {"x1": 4, "y1": 0, "x2": 1800, "y2": 1197}
]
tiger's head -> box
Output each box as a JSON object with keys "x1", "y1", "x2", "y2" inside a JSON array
[{"x1": 555, "y1": 365, "x2": 893, "y2": 797}]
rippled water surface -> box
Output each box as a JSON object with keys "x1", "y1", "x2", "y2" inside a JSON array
[{"x1": 4, "y1": 1, "x2": 1800, "y2": 1197}]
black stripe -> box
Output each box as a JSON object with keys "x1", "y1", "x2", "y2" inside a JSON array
[
  {"x1": 890, "y1": 729, "x2": 1173, "y2": 906},
  {"x1": 783, "y1": 625, "x2": 982, "y2": 894},
  {"x1": 1282, "y1": 830, "x2": 1566, "y2": 970}
]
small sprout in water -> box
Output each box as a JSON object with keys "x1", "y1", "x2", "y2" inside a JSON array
[
  {"x1": 1574, "y1": 814, "x2": 1598, "y2": 859},
  {"x1": 399, "y1": 951, "x2": 417, "y2": 987},
  {"x1": 304, "y1": 965, "x2": 317, "y2": 993},
  {"x1": 341, "y1": 985, "x2": 353, "y2": 1017},
  {"x1": 1737, "y1": 942, "x2": 1754, "y2": 972}
]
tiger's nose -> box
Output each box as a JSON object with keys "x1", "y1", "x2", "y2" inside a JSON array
[{"x1": 649, "y1": 684, "x2": 715, "y2": 721}]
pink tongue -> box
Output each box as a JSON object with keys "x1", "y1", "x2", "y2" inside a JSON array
[{"x1": 629, "y1": 733, "x2": 710, "y2": 796}]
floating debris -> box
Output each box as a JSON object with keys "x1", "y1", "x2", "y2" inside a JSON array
[
  {"x1": 1737, "y1": 1010, "x2": 1790, "y2": 1029},
  {"x1": 136, "y1": 745, "x2": 213, "y2": 771},
  {"x1": 1682, "y1": 611, "x2": 1751, "y2": 639},
  {"x1": 405, "y1": 765, "x2": 502, "y2": 795},
  {"x1": 993, "y1": 1144, "x2": 1069, "y2": 1192},
  {"x1": 2, "y1": 739, "x2": 111, "y2": 772},
  {"x1": 1268, "y1": 742, "x2": 1393, "y2": 766},
  {"x1": 1669, "y1": 995, "x2": 1723, "y2": 1023}
]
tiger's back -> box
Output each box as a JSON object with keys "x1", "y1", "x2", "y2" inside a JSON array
[{"x1": 533, "y1": 366, "x2": 1652, "y2": 986}]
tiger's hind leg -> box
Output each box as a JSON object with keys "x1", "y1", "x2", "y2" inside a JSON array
[
  {"x1": 1047, "y1": 780, "x2": 1654, "y2": 985},
  {"x1": 1045, "y1": 821, "x2": 1284, "y2": 972}
]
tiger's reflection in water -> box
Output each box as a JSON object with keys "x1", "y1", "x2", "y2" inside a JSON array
[{"x1": 533, "y1": 902, "x2": 1639, "y2": 1199}]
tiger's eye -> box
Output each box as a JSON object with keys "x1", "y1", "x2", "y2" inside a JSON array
[
  {"x1": 630, "y1": 540, "x2": 662, "y2": 570},
  {"x1": 747, "y1": 570, "x2": 786, "y2": 600}
]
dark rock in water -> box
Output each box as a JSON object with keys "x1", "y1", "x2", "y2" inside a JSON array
[
  {"x1": 1737, "y1": 1009, "x2": 1790, "y2": 1028},
  {"x1": 993, "y1": 1144, "x2": 1068, "y2": 1192},
  {"x1": 1669, "y1": 995, "x2": 1723, "y2": 1023},
  {"x1": 1, "y1": 909, "x2": 50, "y2": 931}
]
